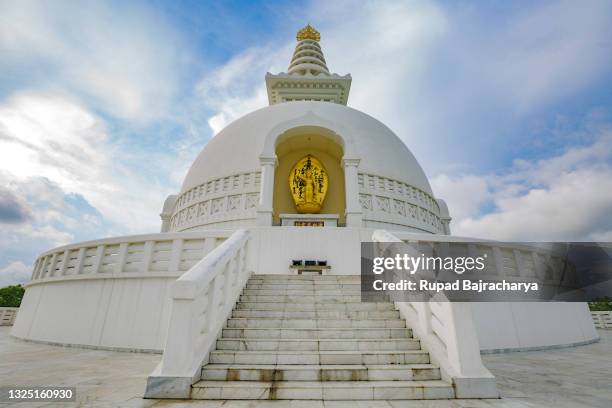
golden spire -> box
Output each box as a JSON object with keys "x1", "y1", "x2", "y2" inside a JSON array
[{"x1": 296, "y1": 24, "x2": 320, "y2": 42}]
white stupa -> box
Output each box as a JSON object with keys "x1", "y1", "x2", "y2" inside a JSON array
[{"x1": 12, "y1": 25, "x2": 598, "y2": 401}]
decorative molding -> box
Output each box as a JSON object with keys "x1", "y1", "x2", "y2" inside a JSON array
[
  {"x1": 259, "y1": 156, "x2": 278, "y2": 167},
  {"x1": 359, "y1": 194, "x2": 372, "y2": 211},
  {"x1": 358, "y1": 173, "x2": 443, "y2": 233},
  {"x1": 170, "y1": 172, "x2": 261, "y2": 231}
]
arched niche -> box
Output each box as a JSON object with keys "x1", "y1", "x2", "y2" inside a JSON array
[{"x1": 272, "y1": 129, "x2": 346, "y2": 225}]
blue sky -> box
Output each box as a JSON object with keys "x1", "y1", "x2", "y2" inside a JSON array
[{"x1": 1, "y1": 0, "x2": 612, "y2": 285}]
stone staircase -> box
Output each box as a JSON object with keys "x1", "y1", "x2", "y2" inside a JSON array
[{"x1": 192, "y1": 274, "x2": 454, "y2": 400}]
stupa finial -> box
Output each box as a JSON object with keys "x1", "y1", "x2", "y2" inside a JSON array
[
  {"x1": 296, "y1": 24, "x2": 320, "y2": 42},
  {"x1": 265, "y1": 23, "x2": 351, "y2": 105}
]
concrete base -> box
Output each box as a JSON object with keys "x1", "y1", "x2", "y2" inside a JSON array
[
  {"x1": 453, "y1": 376, "x2": 500, "y2": 399},
  {"x1": 144, "y1": 374, "x2": 194, "y2": 399}
]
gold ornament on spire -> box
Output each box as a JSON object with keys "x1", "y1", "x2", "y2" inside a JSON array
[{"x1": 296, "y1": 24, "x2": 321, "y2": 42}]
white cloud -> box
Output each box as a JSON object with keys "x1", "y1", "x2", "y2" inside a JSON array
[
  {"x1": 0, "y1": 261, "x2": 31, "y2": 287},
  {"x1": 196, "y1": 45, "x2": 290, "y2": 134},
  {"x1": 430, "y1": 174, "x2": 489, "y2": 222},
  {"x1": 0, "y1": 92, "x2": 165, "y2": 233},
  {"x1": 433, "y1": 120, "x2": 612, "y2": 241},
  {"x1": 0, "y1": 0, "x2": 184, "y2": 122}
]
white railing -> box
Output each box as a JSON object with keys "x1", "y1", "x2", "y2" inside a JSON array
[
  {"x1": 390, "y1": 231, "x2": 574, "y2": 286},
  {"x1": 26, "y1": 230, "x2": 234, "y2": 285},
  {"x1": 0, "y1": 308, "x2": 18, "y2": 326},
  {"x1": 592, "y1": 311, "x2": 612, "y2": 328},
  {"x1": 145, "y1": 229, "x2": 251, "y2": 398},
  {"x1": 372, "y1": 229, "x2": 499, "y2": 398}
]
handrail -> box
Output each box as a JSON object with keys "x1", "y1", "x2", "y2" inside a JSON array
[
  {"x1": 372, "y1": 229, "x2": 499, "y2": 398},
  {"x1": 145, "y1": 229, "x2": 251, "y2": 398}
]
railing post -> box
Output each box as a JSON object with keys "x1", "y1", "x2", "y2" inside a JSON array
[
  {"x1": 513, "y1": 249, "x2": 525, "y2": 278},
  {"x1": 115, "y1": 243, "x2": 129, "y2": 273},
  {"x1": 58, "y1": 250, "x2": 70, "y2": 276},
  {"x1": 492, "y1": 246, "x2": 505, "y2": 277},
  {"x1": 160, "y1": 298, "x2": 197, "y2": 376},
  {"x1": 233, "y1": 248, "x2": 243, "y2": 287},
  {"x1": 74, "y1": 248, "x2": 86, "y2": 275},
  {"x1": 92, "y1": 245, "x2": 105, "y2": 274},
  {"x1": 141, "y1": 241, "x2": 154, "y2": 273},
  {"x1": 223, "y1": 261, "x2": 234, "y2": 305},
  {"x1": 203, "y1": 237, "x2": 216, "y2": 255},
  {"x1": 47, "y1": 253, "x2": 58, "y2": 278},
  {"x1": 168, "y1": 239, "x2": 184, "y2": 274},
  {"x1": 204, "y1": 278, "x2": 218, "y2": 335},
  {"x1": 39, "y1": 255, "x2": 50, "y2": 279}
]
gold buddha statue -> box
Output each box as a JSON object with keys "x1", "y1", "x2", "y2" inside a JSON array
[{"x1": 289, "y1": 155, "x2": 328, "y2": 213}]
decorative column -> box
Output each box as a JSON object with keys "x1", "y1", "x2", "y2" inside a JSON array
[
  {"x1": 160, "y1": 195, "x2": 177, "y2": 233},
  {"x1": 342, "y1": 157, "x2": 362, "y2": 227},
  {"x1": 256, "y1": 155, "x2": 277, "y2": 226},
  {"x1": 441, "y1": 217, "x2": 452, "y2": 235},
  {"x1": 160, "y1": 214, "x2": 171, "y2": 233}
]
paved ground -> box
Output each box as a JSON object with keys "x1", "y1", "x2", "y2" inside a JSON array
[{"x1": 0, "y1": 327, "x2": 610, "y2": 408}]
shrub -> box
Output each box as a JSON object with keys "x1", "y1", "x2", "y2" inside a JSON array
[
  {"x1": 589, "y1": 297, "x2": 612, "y2": 311},
  {"x1": 0, "y1": 285, "x2": 25, "y2": 307}
]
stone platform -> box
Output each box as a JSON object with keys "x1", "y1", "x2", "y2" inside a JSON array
[{"x1": 0, "y1": 326, "x2": 610, "y2": 407}]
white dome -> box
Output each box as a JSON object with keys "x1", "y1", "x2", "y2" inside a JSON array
[
  {"x1": 182, "y1": 101, "x2": 432, "y2": 195},
  {"x1": 171, "y1": 101, "x2": 445, "y2": 233}
]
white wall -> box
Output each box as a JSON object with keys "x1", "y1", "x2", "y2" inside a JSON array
[
  {"x1": 11, "y1": 276, "x2": 176, "y2": 352},
  {"x1": 249, "y1": 227, "x2": 371, "y2": 275},
  {"x1": 472, "y1": 302, "x2": 599, "y2": 352}
]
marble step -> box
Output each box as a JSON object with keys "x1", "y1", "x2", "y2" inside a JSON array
[
  {"x1": 235, "y1": 302, "x2": 395, "y2": 311},
  {"x1": 209, "y1": 350, "x2": 430, "y2": 365},
  {"x1": 232, "y1": 309, "x2": 401, "y2": 319},
  {"x1": 191, "y1": 380, "x2": 454, "y2": 400},
  {"x1": 201, "y1": 364, "x2": 440, "y2": 382},
  {"x1": 246, "y1": 283, "x2": 361, "y2": 290},
  {"x1": 226, "y1": 318, "x2": 406, "y2": 329},
  {"x1": 242, "y1": 289, "x2": 362, "y2": 296},
  {"x1": 249, "y1": 275, "x2": 361, "y2": 281},
  {"x1": 221, "y1": 327, "x2": 411, "y2": 339},
  {"x1": 216, "y1": 338, "x2": 420, "y2": 351},
  {"x1": 240, "y1": 294, "x2": 363, "y2": 302}
]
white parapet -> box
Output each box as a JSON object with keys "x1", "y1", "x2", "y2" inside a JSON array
[
  {"x1": 10, "y1": 230, "x2": 235, "y2": 351},
  {"x1": 372, "y1": 229, "x2": 499, "y2": 398},
  {"x1": 592, "y1": 311, "x2": 612, "y2": 329},
  {"x1": 145, "y1": 229, "x2": 251, "y2": 399},
  {"x1": 0, "y1": 308, "x2": 18, "y2": 326}
]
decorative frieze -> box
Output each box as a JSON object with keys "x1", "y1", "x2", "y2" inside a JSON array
[
  {"x1": 358, "y1": 173, "x2": 443, "y2": 233},
  {"x1": 170, "y1": 172, "x2": 261, "y2": 231},
  {"x1": 174, "y1": 171, "x2": 261, "y2": 212},
  {"x1": 359, "y1": 194, "x2": 373, "y2": 211}
]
